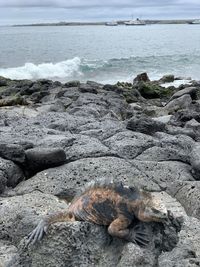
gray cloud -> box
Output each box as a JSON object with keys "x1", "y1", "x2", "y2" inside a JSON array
[{"x1": 0, "y1": 0, "x2": 197, "y2": 8}]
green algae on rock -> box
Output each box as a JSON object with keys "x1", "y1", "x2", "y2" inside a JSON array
[{"x1": 137, "y1": 81, "x2": 174, "y2": 99}]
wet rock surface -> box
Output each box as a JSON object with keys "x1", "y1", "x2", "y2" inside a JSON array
[{"x1": 0, "y1": 74, "x2": 200, "y2": 267}]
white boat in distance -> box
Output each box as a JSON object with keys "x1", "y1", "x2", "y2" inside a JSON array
[
  {"x1": 189, "y1": 19, "x2": 200, "y2": 24},
  {"x1": 124, "y1": 18, "x2": 146, "y2": 26},
  {"x1": 105, "y1": 21, "x2": 118, "y2": 26}
]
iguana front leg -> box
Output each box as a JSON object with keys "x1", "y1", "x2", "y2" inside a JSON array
[
  {"x1": 26, "y1": 211, "x2": 75, "y2": 246},
  {"x1": 108, "y1": 216, "x2": 149, "y2": 247},
  {"x1": 108, "y1": 216, "x2": 131, "y2": 239}
]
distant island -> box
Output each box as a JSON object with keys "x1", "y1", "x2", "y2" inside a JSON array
[{"x1": 13, "y1": 19, "x2": 198, "y2": 27}]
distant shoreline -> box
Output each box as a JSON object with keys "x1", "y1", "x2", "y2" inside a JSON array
[{"x1": 12, "y1": 19, "x2": 198, "y2": 27}]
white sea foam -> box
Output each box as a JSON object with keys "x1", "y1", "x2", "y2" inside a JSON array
[
  {"x1": 161, "y1": 79, "x2": 192, "y2": 88},
  {"x1": 0, "y1": 55, "x2": 199, "y2": 84},
  {"x1": 0, "y1": 57, "x2": 82, "y2": 80}
]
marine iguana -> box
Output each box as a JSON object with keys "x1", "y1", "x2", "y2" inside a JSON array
[{"x1": 26, "y1": 180, "x2": 168, "y2": 246}]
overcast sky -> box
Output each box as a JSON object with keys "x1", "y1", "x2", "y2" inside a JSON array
[{"x1": 0, "y1": 0, "x2": 200, "y2": 25}]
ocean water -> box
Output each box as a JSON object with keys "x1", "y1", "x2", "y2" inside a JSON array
[{"x1": 0, "y1": 24, "x2": 200, "y2": 84}]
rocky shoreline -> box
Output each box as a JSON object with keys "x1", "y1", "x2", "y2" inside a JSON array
[
  {"x1": 0, "y1": 73, "x2": 200, "y2": 266},
  {"x1": 13, "y1": 19, "x2": 195, "y2": 27}
]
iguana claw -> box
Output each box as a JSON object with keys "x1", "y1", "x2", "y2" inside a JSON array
[
  {"x1": 26, "y1": 220, "x2": 48, "y2": 246},
  {"x1": 128, "y1": 224, "x2": 150, "y2": 247}
]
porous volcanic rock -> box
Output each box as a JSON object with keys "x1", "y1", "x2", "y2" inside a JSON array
[
  {"x1": 190, "y1": 144, "x2": 200, "y2": 179},
  {"x1": 25, "y1": 147, "x2": 66, "y2": 176},
  {"x1": 0, "y1": 143, "x2": 25, "y2": 163},
  {"x1": 158, "y1": 216, "x2": 200, "y2": 266},
  {"x1": 126, "y1": 116, "x2": 166, "y2": 135},
  {"x1": 159, "y1": 74, "x2": 175, "y2": 84},
  {"x1": 0, "y1": 75, "x2": 200, "y2": 267},
  {"x1": 168, "y1": 86, "x2": 198, "y2": 102},
  {"x1": 10, "y1": 156, "x2": 160, "y2": 196},
  {"x1": 133, "y1": 72, "x2": 150, "y2": 83},
  {"x1": 0, "y1": 157, "x2": 24, "y2": 193}
]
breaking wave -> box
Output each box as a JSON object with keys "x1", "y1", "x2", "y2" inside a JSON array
[
  {"x1": 0, "y1": 54, "x2": 200, "y2": 84},
  {"x1": 0, "y1": 57, "x2": 82, "y2": 81}
]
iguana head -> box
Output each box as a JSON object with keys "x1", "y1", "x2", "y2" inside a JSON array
[{"x1": 136, "y1": 191, "x2": 168, "y2": 222}]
